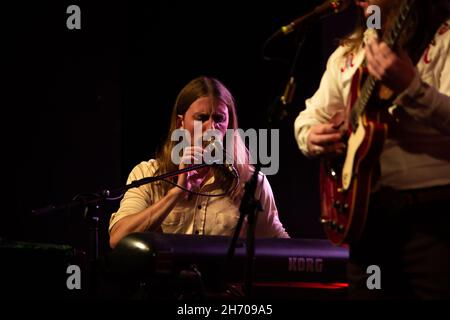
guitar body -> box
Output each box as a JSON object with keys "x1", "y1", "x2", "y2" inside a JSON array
[
  {"x1": 316, "y1": 0, "x2": 445, "y2": 245},
  {"x1": 320, "y1": 67, "x2": 389, "y2": 246}
]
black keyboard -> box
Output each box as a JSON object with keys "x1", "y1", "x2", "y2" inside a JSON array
[{"x1": 108, "y1": 232, "x2": 349, "y2": 284}]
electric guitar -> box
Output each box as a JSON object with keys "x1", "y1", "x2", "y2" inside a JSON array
[{"x1": 319, "y1": 0, "x2": 417, "y2": 246}]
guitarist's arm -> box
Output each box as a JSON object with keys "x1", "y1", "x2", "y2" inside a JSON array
[
  {"x1": 394, "y1": 46, "x2": 450, "y2": 135},
  {"x1": 365, "y1": 21, "x2": 450, "y2": 135},
  {"x1": 294, "y1": 45, "x2": 350, "y2": 158}
]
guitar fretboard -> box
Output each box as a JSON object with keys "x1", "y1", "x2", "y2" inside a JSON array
[{"x1": 350, "y1": 0, "x2": 416, "y2": 130}]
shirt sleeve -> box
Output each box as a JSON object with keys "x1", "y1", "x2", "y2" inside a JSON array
[
  {"x1": 254, "y1": 173, "x2": 290, "y2": 238},
  {"x1": 108, "y1": 160, "x2": 158, "y2": 233},
  {"x1": 394, "y1": 30, "x2": 450, "y2": 135},
  {"x1": 294, "y1": 46, "x2": 347, "y2": 157}
]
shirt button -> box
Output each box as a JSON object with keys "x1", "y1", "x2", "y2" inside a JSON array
[{"x1": 197, "y1": 205, "x2": 202, "y2": 209}]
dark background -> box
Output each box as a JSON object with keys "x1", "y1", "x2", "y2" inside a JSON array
[{"x1": 3, "y1": 1, "x2": 357, "y2": 256}]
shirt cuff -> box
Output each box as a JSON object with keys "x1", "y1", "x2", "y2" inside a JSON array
[
  {"x1": 298, "y1": 126, "x2": 315, "y2": 158},
  {"x1": 394, "y1": 68, "x2": 422, "y2": 105}
]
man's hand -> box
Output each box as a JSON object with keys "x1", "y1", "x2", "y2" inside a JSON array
[
  {"x1": 177, "y1": 146, "x2": 208, "y2": 193},
  {"x1": 307, "y1": 123, "x2": 346, "y2": 157},
  {"x1": 365, "y1": 40, "x2": 416, "y2": 93}
]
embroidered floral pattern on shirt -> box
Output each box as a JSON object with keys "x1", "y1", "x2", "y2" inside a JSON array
[
  {"x1": 438, "y1": 21, "x2": 449, "y2": 35},
  {"x1": 341, "y1": 53, "x2": 354, "y2": 73},
  {"x1": 424, "y1": 21, "x2": 449, "y2": 64},
  {"x1": 423, "y1": 40, "x2": 436, "y2": 64}
]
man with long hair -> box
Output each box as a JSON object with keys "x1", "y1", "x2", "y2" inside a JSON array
[
  {"x1": 295, "y1": 0, "x2": 450, "y2": 298},
  {"x1": 110, "y1": 76, "x2": 289, "y2": 248}
]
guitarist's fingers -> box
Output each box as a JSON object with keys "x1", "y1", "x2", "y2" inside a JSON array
[
  {"x1": 365, "y1": 45, "x2": 383, "y2": 80},
  {"x1": 367, "y1": 40, "x2": 391, "y2": 63},
  {"x1": 309, "y1": 144, "x2": 324, "y2": 156},
  {"x1": 308, "y1": 124, "x2": 344, "y2": 156},
  {"x1": 376, "y1": 42, "x2": 404, "y2": 80},
  {"x1": 367, "y1": 62, "x2": 381, "y2": 80},
  {"x1": 378, "y1": 42, "x2": 396, "y2": 61},
  {"x1": 312, "y1": 142, "x2": 346, "y2": 156},
  {"x1": 368, "y1": 41, "x2": 415, "y2": 92},
  {"x1": 310, "y1": 132, "x2": 342, "y2": 146},
  {"x1": 366, "y1": 41, "x2": 389, "y2": 69},
  {"x1": 314, "y1": 123, "x2": 341, "y2": 135},
  {"x1": 365, "y1": 41, "x2": 379, "y2": 64},
  {"x1": 367, "y1": 41, "x2": 404, "y2": 82},
  {"x1": 323, "y1": 143, "x2": 346, "y2": 155}
]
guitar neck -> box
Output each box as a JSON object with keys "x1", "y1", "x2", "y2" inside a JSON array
[{"x1": 350, "y1": 0, "x2": 416, "y2": 129}]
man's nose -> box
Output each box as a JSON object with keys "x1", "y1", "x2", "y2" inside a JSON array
[{"x1": 204, "y1": 118, "x2": 216, "y2": 130}]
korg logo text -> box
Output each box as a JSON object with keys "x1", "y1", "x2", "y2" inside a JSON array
[{"x1": 288, "y1": 257, "x2": 323, "y2": 272}]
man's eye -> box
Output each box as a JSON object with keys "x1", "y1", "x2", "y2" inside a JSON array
[
  {"x1": 196, "y1": 115, "x2": 209, "y2": 121},
  {"x1": 213, "y1": 115, "x2": 225, "y2": 123}
]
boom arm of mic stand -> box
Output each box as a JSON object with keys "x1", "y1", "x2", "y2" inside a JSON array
[
  {"x1": 33, "y1": 162, "x2": 214, "y2": 215},
  {"x1": 268, "y1": 29, "x2": 308, "y2": 126},
  {"x1": 104, "y1": 162, "x2": 213, "y2": 199}
]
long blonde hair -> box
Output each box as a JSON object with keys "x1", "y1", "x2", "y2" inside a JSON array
[{"x1": 155, "y1": 76, "x2": 252, "y2": 197}]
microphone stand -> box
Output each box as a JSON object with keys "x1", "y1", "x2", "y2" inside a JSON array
[
  {"x1": 33, "y1": 162, "x2": 219, "y2": 297},
  {"x1": 32, "y1": 162, "x2": 217, "y2": 263},
  {"x1": 268, "y1": 28, "x2": 308, "y2": 125},
  {"x1": 225, "y1": 21, "x2": 311, "y2": 299},
  {"x1": 226, "y1": 162, "x2": 262, "y2": 298}
]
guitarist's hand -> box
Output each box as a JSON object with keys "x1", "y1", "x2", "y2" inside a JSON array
[
  {"x1": 307, "y1": 123, "x2": 346, "y2": 157},
  {"x1": 365, "y1": 40, "x2": 416, "y2": 93}
]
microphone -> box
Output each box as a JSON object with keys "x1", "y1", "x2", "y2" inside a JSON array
[
  {"x1": 273, "y1": 0, "x2": 351, "y2": 38},
  {"x1": 205, "y1": 137, "x2": 240, "y2": 180}
]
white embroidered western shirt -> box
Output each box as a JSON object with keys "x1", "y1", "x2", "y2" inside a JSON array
[{"x1": 294, "y1": 20, "x2": 450, "y2": 190}]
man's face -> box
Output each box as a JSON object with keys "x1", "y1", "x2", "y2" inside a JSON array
[{"x1": 179, "y1": 96, "x2": 229, "y2": 146}]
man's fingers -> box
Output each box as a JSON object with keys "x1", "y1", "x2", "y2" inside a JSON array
[
  {"x1": 183, "y1": 146, "x2": 204, "y2": 154},
  {"x1": 367, "y1": 62, "x2": 382, "y2": 80},
  {"x1": 313, "y1": 124, "x2": 341, "y2": 135},
  {"x1": 378, "y1": 42, "x2": 396, "y2": 60},
  {"x1": 366, "y1": 46, "x2": 386, "y2": 81},
  {"x1": 309, "y1": 142, "x2": 346, "y2": 156},
  {"x1": 180, "y1": 150, "x2": 203, "y2": 165},
  {"x1": 307, "y1": 123, "x2": 347, "y2": 156},
  {"x1": 366, "y1": 41, "x2": 378, "y2": 63},
  {"x1": 310, "y1": 132, "x2": 342, "y2": 145},
  {"x1": 182, "y1": 147, "x2": 204, "y2": 159},
  {"x1": 322, "y1": 142, "x2": 346, "y2": 153}
]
